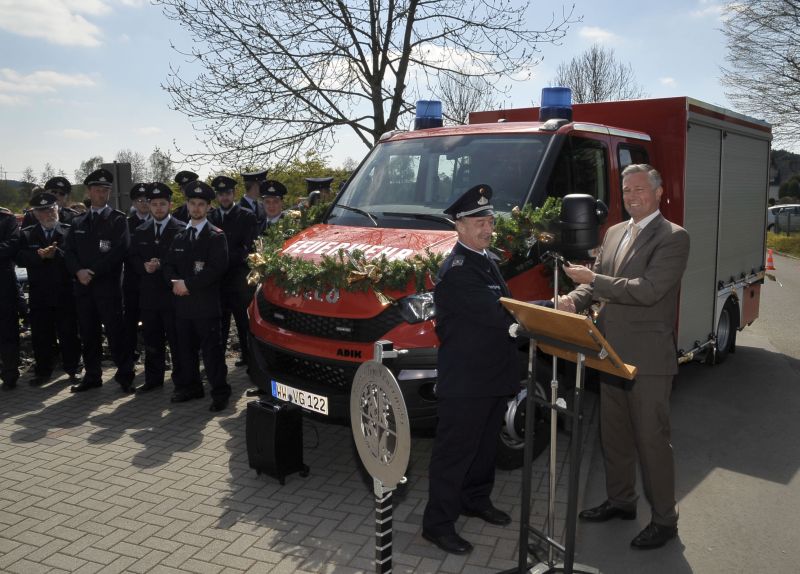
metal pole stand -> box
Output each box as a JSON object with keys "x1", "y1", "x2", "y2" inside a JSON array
[
  {"x1": 498, "y1": 334, "x2": 599, "y2": 574},
  {"x1": 351, "y1": 341, "x2": 412, "y2": 574}
]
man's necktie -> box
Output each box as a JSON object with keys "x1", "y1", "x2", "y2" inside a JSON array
[
  {"x1": 613, "y1": 224, "x2": 640, "y2": 274},
  {"x1": 155, "y1": 224, "x2": 162, "y2": 241},
  {"x1": 45, "y1": 230, "x2": 52, "y2": 243},
  {"x1": 189, "y1": 227, "x2": 197, "y2": 243}
]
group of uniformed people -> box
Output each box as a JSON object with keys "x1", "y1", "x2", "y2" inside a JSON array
[{"x1": 1, "y1": 167, "x2": 334, "y2": 414}]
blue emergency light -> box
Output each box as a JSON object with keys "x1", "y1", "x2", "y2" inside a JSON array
[
  {"x1": 540, "y1": 87, "x2": 573, "y2": 122},
  {"x1": 415, "y1": 100, "x2": 443, "y2": 130}
]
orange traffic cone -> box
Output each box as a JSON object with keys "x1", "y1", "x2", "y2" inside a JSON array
[{"x1": 766, "y1": 248, "x2": 776, "y2": 271}]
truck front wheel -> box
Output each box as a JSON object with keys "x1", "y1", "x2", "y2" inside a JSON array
[{"x1": 496, "y1": 378, "x2": 550, "y2": 470}]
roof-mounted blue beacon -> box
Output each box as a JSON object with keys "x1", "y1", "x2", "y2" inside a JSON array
[
  {"x1": 415, "y1": 100, "x2": 443, "y2": 130},
  {"x1": 539, "y1": 87, "x2": 573, "y2": 122}
]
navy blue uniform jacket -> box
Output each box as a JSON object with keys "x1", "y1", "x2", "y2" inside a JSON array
[
  {"x1": 17, "y1": 223, "x2": 73, "y2": 308},
  {"x1": 433, "y1": 242, "x2": 519, "y2": 398},
  {"x1": 163, "y1": 223, "x2": 228, "y2": 319},
  {"x1": 129, "y1": 217, "x2": 186, "y2": 311}
]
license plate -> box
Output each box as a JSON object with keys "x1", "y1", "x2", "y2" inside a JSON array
[{"x1": 271, "y1": 380, "x2": 329, "y2": 415}]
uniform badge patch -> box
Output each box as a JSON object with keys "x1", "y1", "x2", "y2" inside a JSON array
[
  {"x1": 194, "y1": 261, "x2": 205, "y2": 274},
  {"x1": 98, "y1": 239, "x2": 111, "y2": 253},
  {"x1": 452, "y1": 255, "x2": 465, "y2": 267}
]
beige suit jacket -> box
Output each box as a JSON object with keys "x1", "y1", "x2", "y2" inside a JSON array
[{"x1": 569, "y1": 213, "x2": 690, "y2": 376}]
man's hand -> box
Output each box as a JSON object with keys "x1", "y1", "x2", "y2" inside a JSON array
[
  {"x1": 76, "y1": 269, "x2": 94, "y2": 286},
  {"x1": 553, "y1": 295, "x2": 576, "y2": 313},
  {"x1": 144, "y1": 258, "x2": 160, "y2": 274},
  {"x1": 37, "y1": 245, "x2": 57, "y2": 259},
  {"x1": 172, "y1": 279, "x2": 189, "y2": 296},
  {"x1": 562, "y1": 262, "x2": 595, "y2": 286}
]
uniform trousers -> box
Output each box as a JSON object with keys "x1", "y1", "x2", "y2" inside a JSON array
[
  {"x1": 174, "y1": 316, "x2": 230, "y2": 402},
  {"x1": 29, "y1": 304, "x2": 81, "y2": 376},
  {"x1": 220, "y1": 281, "x2": 252, "y2": 362},
  {"x1": 141, "y1": 308, "x2": 179, "y2": 387},
  {"x1": 601, "y1": 373, "x2": 678, "y2": 526},
  {"x1": 123, "y1": 287, "x2": 141, "y2": 360},
  {"x1": 0, "y1": 282, "x2": 19, "y2": 383},
  {"x1": 74, "y1": 294, "x2": 135, "y2": 383},
  {"x1": 423, "y1": 395, "x2": 507, "y2": 536}
]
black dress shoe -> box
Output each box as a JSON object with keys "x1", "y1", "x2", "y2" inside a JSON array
[
  {"x1": 631, "y1": 522, "x2": 678, "y2": 549},
  {"x1": 136, "y1": 382, "x2": 163, "y2": 393},
  {"x1": 422, "y1": 531, "x2": 473, "y2": 555},
  {"x1": 463, "y1": 505, "x2": 512, "y2": 526},
  {"x1": 119, "y1": 381, "x2": 136, "y2": 394},
  {"x1": 71, "y1": 379, "x2": 102, "y2": 393},
  {"x1": 579, "y1": 500, "x2": 636, "y2": 522},
  {"x1": 209, "y1": 399, "x2": 228, "y2": 412},
  {"x1": 170, "y1": 390, "x2": 204, "y2": 403},
  {"x1": 29, "y1": 374, "x2": 50, "y2": 386}
]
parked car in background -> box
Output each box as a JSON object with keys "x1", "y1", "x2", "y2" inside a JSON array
[{"x1": 774, "y1": 204, "x2": 800, "y2": 233}]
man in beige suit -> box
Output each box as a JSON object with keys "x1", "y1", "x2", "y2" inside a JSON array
[{"x1": 558, "y1": 164, "x2": 690, "y2": 550}]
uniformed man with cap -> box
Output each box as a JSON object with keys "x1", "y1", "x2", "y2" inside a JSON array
[
  {"x1": 422, "y1": 184, "x2": 518, "y2": 555},
  {"x1": 304, "y1": 176, "x2": 334, "y2": 207},
  {"x1": 16, "y1": 191, "x2": 81, "y2": 385},
  {"x1": 208, "y1": 175, "x2": 258, "y2": 367},
  {"x1": 129, "y1": 182, "x2": 186, "y2": 393},
  {"x1": 163, "y1": 181, "x2": 231, "y2": 412},
  {"x1": 21, "y1": 176, "x2": 79, "y2": 228},
  {"x1": 64, "y1": 168, "x2": 136, "y2": 393},
  {"x1": 240, "y1": 169, "x2": 268, "y2": 232},
  {"x1": 123, "y1": 183, "x2": 151, "y2": 363},
  {"x1": 260, "y1": 179, "x2": 288, "y2": 229},
  {"x1": 172, "y1": 170, "x2": 199, "y2": 223},
  {"x1": 0, "y1": 204, "x2": 20, "y2": 390}
]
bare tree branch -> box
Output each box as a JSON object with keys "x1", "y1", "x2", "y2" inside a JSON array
[
  {"x1": 154, "y1": 0, "x2": 578, "y2": 167},
  {"x1": 721, "y1": 0, "x2": 800, "y2": 145},
  {"x1": 551, "y1": 43, "x2": 646, "y2": 103}
]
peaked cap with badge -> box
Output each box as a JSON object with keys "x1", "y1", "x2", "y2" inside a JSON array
[
  {"x1": 443, "y1": 184, "x2": 494, "y2": 220},
  {"x1": 130, "y1": 182, "x2": 149, "y2": 200},
  {"x1": 84, "y1": 168, "x2": 113, "y2": 188},
  {"x1": 147, "y1": 182, "x2": 172, "y2": 200},
  {"x1": 211, "y1": 175, "x2": 237, "y2": 194},
  {"x1": 241, "y1": 169, "x2": 268, "y2": 187},
  {"x1": 29, "y1": 191, "x2": 58, "y2": 210},
  {"x1": 259, "y1": 179, "x2": 287, "y2": 198},
  {"x1": 305, "y1": 177, "x2": 334, "y2": 193},
  {"x1": 175, "y1": 170, "x2": 199, "y2": 186},
  {"x1": 44, "y1": 176, "x2": 72, "y2": 195},
  {"x1": 182, "y1": 181, "x2": 215, "y2": 202}
]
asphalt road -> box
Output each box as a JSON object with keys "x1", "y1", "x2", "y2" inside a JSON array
[{"x1": 573, "y1": 252, "x2": 800, "y2": 573}]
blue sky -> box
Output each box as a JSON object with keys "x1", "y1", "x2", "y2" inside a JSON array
[{"x1": 0, "y1": 0, "x2": 733, "y2": 182}]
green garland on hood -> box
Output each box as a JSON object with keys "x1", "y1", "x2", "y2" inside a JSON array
[{"x1": 246, "y1": 198, "x2": 561, "y2": 302}]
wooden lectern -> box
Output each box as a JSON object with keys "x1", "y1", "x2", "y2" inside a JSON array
[{"x1": 497, "y1": 298, "x2": 637, "y2": 574}]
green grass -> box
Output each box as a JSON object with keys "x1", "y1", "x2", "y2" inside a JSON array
[{"x1": 767, "y1": 231, "x2": 800, "y2": 258}]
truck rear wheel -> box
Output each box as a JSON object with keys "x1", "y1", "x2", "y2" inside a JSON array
[
  {"x1": 708, "y1": 298, "x2": 738, "y2": 364},
  {"x1": 496, "y1": 377, "x2": 550, "y2": 470}
]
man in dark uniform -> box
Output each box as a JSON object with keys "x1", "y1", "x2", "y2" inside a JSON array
[
  {"x1": 208, "y1": 175, "x2": 258, "y2": 367},
  {"x1": 163, "y1": 181, "x2": 231, "y2": 412},
  {"x1": 16, "y1": 192, "x2": 81, "y2": 386},
  {"x1": 171, "y1": 170, "x2": 199, "y2": 223},
  {"x1": 304, "y1": 176, "x2": 334, "y2": 207},
  {"x1": 260, "y1": 179, "x2": 287, "y2": 230},
  {"x1": 240, "y1": 169, "x2": 268, "y2": 232},
  {"x1": 64, "y1": 168, "x2": 136, "y2": 393},
  {"x1": 129, "y1": 182, "x2": 186, "y2": 393},
  {"x1": 21, "y1": 177, "x2": 79, "y2": 227},
  {"x1": 0, "y1": 205, "x2": 20, "y2": 390},
  {"x1": 123, "y1": 183, "x2": 151, "y2": 363},
  {"x1": 422, "y1": 184, "x2": 518, "y2": 555}
]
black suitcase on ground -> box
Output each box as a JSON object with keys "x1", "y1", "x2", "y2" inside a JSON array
[{"x1": 246, "y1": 400, "x2": 309, "y2": 485}]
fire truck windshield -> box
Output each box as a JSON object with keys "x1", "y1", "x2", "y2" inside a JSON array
[{"x1": 329, "y1": 133, "x2": 551, "y2": 229}]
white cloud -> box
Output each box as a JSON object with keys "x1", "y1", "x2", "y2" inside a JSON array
[
  {"x1": 579, "y1": 26, "x2": 619, "y2": 44},
  {"x1": 0, "y1": 93, "x2": 25, "y2": 106},
  {"x1": 0, "y1": 69, "x2": 96, "y2": 103},
  {"x1": 0, "y1": 0, "x2": 110, "y2": 46},
  {"x1": 691, "y1": 1, "x2": 726, "y2": 19},
  {"x1": 136, "y1": 126, "x2": 162, "y2": 136},
  {"x1": 660, "y1": 77, "x2": 677, "y2": 87},
  {"x1": 49, "y1": 128, "x2": 101, "y2": 140}
]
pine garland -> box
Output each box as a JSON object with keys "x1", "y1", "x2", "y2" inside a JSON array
[{"x1": 247, "y1": 199, "x2": 561, "y2": 300}]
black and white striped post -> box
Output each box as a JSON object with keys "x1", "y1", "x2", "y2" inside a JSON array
[{"x1": 351, "y1": 341, "x2": 412, "y2": 574}]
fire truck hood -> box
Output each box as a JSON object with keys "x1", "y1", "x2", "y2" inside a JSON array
[{"x1": 280, "y1": 224, "x2": 456, "y2": 262}]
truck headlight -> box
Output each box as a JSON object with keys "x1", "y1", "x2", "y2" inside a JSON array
[{"x1": 398, "y1": 292, "x2": 436, "y2": 323}]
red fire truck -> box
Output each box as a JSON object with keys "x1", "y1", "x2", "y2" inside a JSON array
[{"x1": 247, "y1": 93, "x2": 771, "y2": 466}]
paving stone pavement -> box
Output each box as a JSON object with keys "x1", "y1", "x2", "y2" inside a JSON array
[{"x1": 0, "y1": 360, "x2": 598, "y2": 574}]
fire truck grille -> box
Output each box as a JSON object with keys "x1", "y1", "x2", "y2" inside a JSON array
[
  {"x1": 263, "y1": 346, "x2": 358, "y2": 390},
  {"x1": 256, "y1": 290, "x2": 405, "y2": 342}
]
